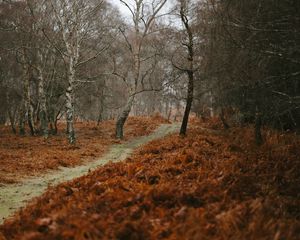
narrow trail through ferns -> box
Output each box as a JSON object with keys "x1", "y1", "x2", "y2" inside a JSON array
[{"x1": 0, "y1": 123, "x2": 180, "y2": 224}]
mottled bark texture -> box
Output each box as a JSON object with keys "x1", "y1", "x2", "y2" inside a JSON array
[
  {"x1": 65, "y1": 65, "x2": 76, "y2": 144},
  {"x1": 116, "y1": 96, "x2": 134, "y2": 139},
  {"x1": 37, "y1": 68, "x2": 48, "y2": 138}
]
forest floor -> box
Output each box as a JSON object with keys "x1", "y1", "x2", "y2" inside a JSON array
[
  {"x1": 1, "y1": 118, "x2": 300, "y2": 239},
  {"x1": 0, "y1": 115, "x2": 169, "y2": 184},
  {"x1": 0, "y1": 118, "x2": 179, "y2": 224}
]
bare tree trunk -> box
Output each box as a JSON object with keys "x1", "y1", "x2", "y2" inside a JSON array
[
  {"x1": 50, "y1": 112, "x2": 59, "y2": 135},
  {"x1": 114, "y1": 48, "x2": 139, "y2": 138},
  {"x1": 20, "y1": 65, "x2": 35, "y2": 136},
  {"x1": 65, "y1": 56, "x2": 78, "y2": 144},
  {"x1": 97, "y1": 89, "x2": 105, "y2": 126},
  {"x1": 179, "y1": 1, "x2": 195, "y2": 136},
  {"x1": 165, "y1": 100, "x2": 169, "y2": 118},
  {"x1": 174, "y1": 102, "x2": 181, "y2": 121},
  {"x1": 49, "y1": 107, "x2": 55, "y2": 135},
  {"x1": 38, "y1": 69, "x2": 48, "y2": 138},
  {"x1": 6, "y1": 91, "x2": 17, "y2": 134},
  {"x1": 49, "y1": 0, "x2": 82, "y2": 143},
  {"x1": 27, "y1": 107, "x2": 35, "y2": 136},
  {"x1": 26, "y1": 68, "x2": 35, "y2": 136},
  {"x1": 116, "y1": 95, "x2": 134, "y2": 139},
  {"x1": 66, "y1": 59, "x2": 76, "y2": 144},
  {"x1": 255, "y1": 108, "x2": 263, "y2": 145},
  {"x1": 48, "y1": 97, "x2": 61, "y2": 136},
  {"x1": 180, "y1": 71, "x2": 194, "y2": 135},
  {"x1": 18, "y1": 105, "x2": 26, "y2": 135},
  {"x1": 21, "y1": 49, "x2": 35, "y2": 136},
  {"x1": 209, "y1": 91, "x2": 214, "y2": 117},
  {"x1": 7, "y1": 108, "x2": 17, "y2": 134},
  {"x1": 97, "y1": 106, "x2": 103, "y2": 126},
  {"x1": 167, "y1": 108, "x2": 172, "y2": 122},
  {"x1": 114, "y1": 0, "x2": 166, "y2": 138},
  {"x1": 220, "y1": 108, "x2": 230, "y2": 129}
]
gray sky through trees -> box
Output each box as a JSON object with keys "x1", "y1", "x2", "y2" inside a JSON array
[{"x1": 109, "y1": 0, "x2": 175, "y2": 21}]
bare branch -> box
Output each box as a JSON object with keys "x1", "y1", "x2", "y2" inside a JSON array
[
  {"x1": 76, "y1": 45, "x2": 110, "y2": 67},
  {"x1": 42, "y1": 28, "x2": 68, "y2": 60},
  {"x1": 120, "y1": 0, "x2": 135, "y2": 18}
]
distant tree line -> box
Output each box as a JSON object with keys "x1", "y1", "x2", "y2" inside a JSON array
[{"x1": 0, "y1": 0, "x2": 299, "y2": 144}]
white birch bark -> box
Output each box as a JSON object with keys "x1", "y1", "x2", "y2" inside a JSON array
[
  {"x1": 37, "y1": 64, "x2": 48, "y2": 138},
  {"x1": 48, "y1": 0, "x2": 104, "y2": 143},
  {"x1": 20, "y1": 48, "x2": 35, "y2": 135}
]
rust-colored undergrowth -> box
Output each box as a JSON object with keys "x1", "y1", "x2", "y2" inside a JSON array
[
  {"x1": 1, "y1": 119, "x2": 299, "y2": 239},
  {"x1": 0, "y1": 116, "x2": 168, "y2": 184}
]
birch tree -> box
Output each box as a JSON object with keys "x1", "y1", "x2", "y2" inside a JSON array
[
  {"x1": 115, "y1": 0, "x2": 167, "y2": 139},
  {"x1": 19, "y1": 49, "x2": 35, "y2": 136},
  {"x1": 12, "y1": 2, "x2": 37, "y2": 136},
  {"x1": 0, "y1": 0, "x2": 51, "y2": 137},
  {"x1": 48, "y1": 0, "x2": 107, "y2": 143},
  {"x1": 24, "y1": 0, "x2": 51, "y2": 138}
]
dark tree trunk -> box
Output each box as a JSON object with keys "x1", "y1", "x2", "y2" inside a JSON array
[
  {"x1": 97, "y1": 112, "x2": 103, "y2": 126},
  {"x1": 8, "y1": 109, "x2": 16, "y2": 134},
  {"x1": 19, "y1": 107, "x2": 25, "y2": 136},
  {"x1": 179, "y1": 2, "x2": 195, "y2": 136},
  {"x1": 116, "y1": 96, "x2": 134, "y2": 139},
  {"x1": 39, "y1": 110, "x2": 48, "y2": 137},
  {"x1": 27, "y1": 106, "x2": 35, "y2": 136},
  {"x1": 25, "y1": 65, "x2": 35, "y2": 136},
  {"x1": 49, "y1": 120, "x2": 58, "y2": 135},
  {"x1": 49, "y1": 122, "x2": 54, "y2": 134},
  {"x1": 180, "y1": 71, "x2": 194, "y2": 136},
  {"x1": 220, "y1": 108, "x2": 230, "y2": 129},
  {"x1": 97, "y1": 94, "x2": 104, "y2": 126},
  {"x1": 6, "y1": 92, "x2": 17, "y2": 134},
  {"x1": 49, "y1": 107, "x2": 56, "y2": 135},
  {"x1": 54, "y1": 117, "x2": 58, "y2": 135},
  {"x1": 255, "y1": 111, "x2": 263, "y2": 145}
]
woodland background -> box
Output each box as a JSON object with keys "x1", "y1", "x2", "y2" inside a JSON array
[{"x1": 0, "y1": 0, "x2": 299, "y2": 143}]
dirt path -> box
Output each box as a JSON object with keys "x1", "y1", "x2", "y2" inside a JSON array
[{"x1": 0, "y1": 123, "x2": 180, "y2": 224}]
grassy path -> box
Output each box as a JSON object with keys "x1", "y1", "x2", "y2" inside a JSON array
[{"x1": 0, "y1": 123, "x2": 180, "y2": 224}]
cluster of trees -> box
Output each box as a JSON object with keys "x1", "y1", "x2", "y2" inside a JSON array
[
  {"x1": 200, "y1": 0, "x2": 300, "y2": 144},
  {"x1": 0, "y1": 0, "x2": 120, "y2": 143},
  {"x1": 1, "y1": 0, "x2": 299, "y2": 144}
]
